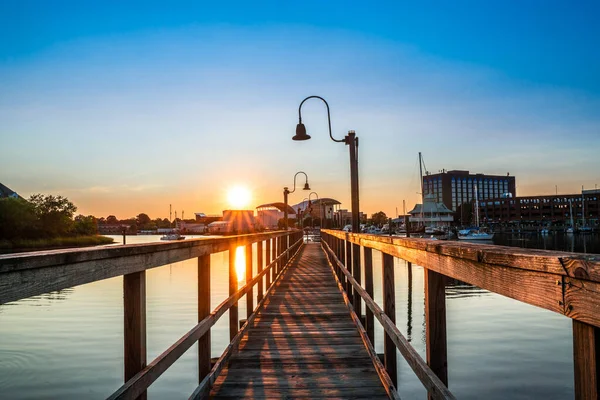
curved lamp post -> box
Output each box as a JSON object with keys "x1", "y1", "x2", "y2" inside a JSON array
[
  {"x1": 309, "y1": 191, "x2": 321, "y2": 229},
  {"x1": 294, "y1": 96, "x2": 360, "y2": 233},
  {"x1": 283, "y1": 171, "x2": 310, "y2": 230}
]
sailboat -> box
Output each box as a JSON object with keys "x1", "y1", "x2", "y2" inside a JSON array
[
  {"x1": 458, "y1": 184, "x2": 494, "y2": 241},
  {"x1": 566, "y1": 199, "x2": 575, "y2": 234},
  {"x1": 580, "y1": 187, "x2": 592, "y2": 234},
  {"x1": 161, "y1": 205, "x2": 186, "y2": 241}
]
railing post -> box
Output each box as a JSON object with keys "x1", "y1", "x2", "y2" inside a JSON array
[
  {"x1": 345, "y1": 239, "x2": 353, "y2": 297},
  {"x1": 573, "y1": 320, "x2": 600, "y2": 399},
  {"x1": 382, "y1": 252, "x2": 397, "y2": 387},
  {"x1": 266, "y1": 238, "x2": 272, "y2": 289},
  {"x1": 229, "y1": 245, "x2": 238, "y2": 341},
  {"x1": 257, "y1": 240, "x2": 264, "y2": 303},
  {"x1": 245, "y1": 244, "x2": 253, "y2": 317},
  {"x1": 271, "y1": 237, "x2": 276, "y2": 283},
  {"x1": 123, "y1": 271, "x2": 147, "y2": 400},
  {"x1": 198, "y1": 254, "x2": 211, "y2": 383},
  {"x1": 364, "y1": 247, "x2": 374, "y2": 345},
  {"x1": 425, "y1": 268, "x2": 448, "y2": 391},
  {"x1": 352, "y1": 242, "x2": 361, "y2": 317}
]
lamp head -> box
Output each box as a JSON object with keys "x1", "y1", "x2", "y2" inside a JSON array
[
  {"x1": 293, "y1": 123, "x2": 311, "y2": 141},
  {"x1": 303, "y1": 182, "x2": 311, "y2": 191}
]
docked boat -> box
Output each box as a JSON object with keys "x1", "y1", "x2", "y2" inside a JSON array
[
  {"x1": 458, "y1": 229, "x2": 494, "y2": 241},
  {"x1": 160, "y1": 232, "x2": 186, "y2": 241}
]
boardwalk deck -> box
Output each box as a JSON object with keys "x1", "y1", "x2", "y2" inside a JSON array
[{"x1": 210, "y1": 243, "x2": 390, "y2": 399}]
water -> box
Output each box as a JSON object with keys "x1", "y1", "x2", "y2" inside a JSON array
[{"x1": 1, "y1": 233, "x2": 598, "y2": 399}]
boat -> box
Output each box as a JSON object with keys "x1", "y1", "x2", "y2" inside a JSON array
[
  {"x1": 160, "y1": 205, "x2": 186, "y2": 241},
  {"x1": 458, "y1": 229, "x2": 494, "y2": 240},
  {"x1": 458, "y1": 185, "x2": 494, "y2": 241},
  {"x1": 161, "y1": 233, "x2": 186, "y2": 241},
  {"x1": 566, "y1": 199, "x2": 576, "y2": 234}
]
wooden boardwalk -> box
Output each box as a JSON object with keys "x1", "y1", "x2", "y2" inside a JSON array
[{"x1": 210, "y1": 242, "x2": 390, "y2": 399}]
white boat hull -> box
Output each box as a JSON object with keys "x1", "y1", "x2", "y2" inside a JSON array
[{"x1": 458, "y1": 233, "x2": 494, "y2": 240}]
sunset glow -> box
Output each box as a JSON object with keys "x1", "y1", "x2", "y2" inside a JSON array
[
  {"x1": 227, "y1": 186, "x2": 252, "y2": 210},
  {"x1": 235, "y1": 246, "x2": 246, "y2": 283}
]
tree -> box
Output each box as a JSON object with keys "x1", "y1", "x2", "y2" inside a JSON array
[
  {"x1": 28, "y1": 194, "x2": 77, "y2": 237},
  {"x1": 0, "y1": 197, "x2": 38, "y2": 239},
  {"x1": 136, "y1": 213, "x2": 151, "y2": 226},
  {"x1": 106, "y1": 215, "x2": 119, "y2": 224},
  {"x1": 74, "y1": 215, "x2": 98, "y2": 235},
  {"x1": 370, "y1": 211, "x2": 388, "y2": 227}
]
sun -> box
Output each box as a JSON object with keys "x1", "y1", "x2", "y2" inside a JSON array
[{"x1": 227, "y1": 186, "x2": 252, "y2": 209}]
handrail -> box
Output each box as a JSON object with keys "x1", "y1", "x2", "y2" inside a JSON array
[
  {"x1": 322, "y1": 238, "x2": 454, "y2": 400},
  {"x1": 0, "y1": 231, "x2": 293, "y2": 305},
  {"x1": 323, "y1": 230, "x2": 600, "y2": 326},
  {"x1": 321, "y1": 229, "x2": 600, "y2": 400},
  {"x1": 108, "y1": 237, "x2": 303, "y2": 400}
]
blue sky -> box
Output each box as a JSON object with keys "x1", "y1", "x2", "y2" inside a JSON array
[{"x1": 1, "y1": 1, "x2": 599, "y2": 218}]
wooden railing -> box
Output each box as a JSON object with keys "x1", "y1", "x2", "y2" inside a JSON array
[
  {"x1": 321, "y1": 230, "x2": 600, "y2": 400},
  {"x1": 0, "y1": 231, "x2": 304, "y2": 400}
]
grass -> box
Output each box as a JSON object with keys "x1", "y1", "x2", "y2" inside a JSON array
[{"x1": 0, "y1": 235, "x2": 115, "y2": 252}]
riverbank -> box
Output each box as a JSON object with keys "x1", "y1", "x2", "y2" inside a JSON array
[{"x1": 0, "y1": 235, "x2": 115, "y2": 253}]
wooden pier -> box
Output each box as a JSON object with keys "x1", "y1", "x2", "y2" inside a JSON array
[{"x1": 1, "y1": 230, "x2": 599, "y2": 399}]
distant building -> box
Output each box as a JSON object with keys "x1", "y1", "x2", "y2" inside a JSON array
[
  {"x1": 255, "y1": 203, "x2": 296, "y2": 230},
  {"x1": 0, "y1": 183, "x2": 22, "y2": 199},
  {"x1": 223, "y1": 210, "x2": 255, "y2": 233},
  {"x1": 194, "y1": 213, "x2": 222, "y2": 224},
  {"x1": 423, "y1": 170, "x2": 516, "y2": 211},
  {"x1": 480, "y1": 190, "x2": 599, "y2": 226},
  {"x1": 408, "y1": 194, "x2": 454, "y2": 227}
]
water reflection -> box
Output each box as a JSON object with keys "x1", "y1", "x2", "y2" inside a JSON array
[
  {"x1": 445, "y1": 278, "x2": 489, "y2": 299},
  {"x1": 235, "y1": 246, "x2": 245, "y2": 283},
  {"x1": 406, "y1": 262, "x2": 413, "y2": 342},
  {"x1": 493, "y1": 232, "x2": 600, "y2": 254}
]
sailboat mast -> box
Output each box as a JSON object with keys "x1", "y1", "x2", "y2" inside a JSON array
[
  {"x1": 419, "y1": 152, "x2": 424, "y2": 226},
  {"x1": 475, "y1": 184, "x2": 480, "y2": 227}
]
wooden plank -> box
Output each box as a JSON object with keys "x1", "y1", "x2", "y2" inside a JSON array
[
  {"x1": 324, "y1": 230, "x2": 600, "y2": 281},
  {"x1": 208, "y1": 243, "x2": 390, "y2": 400},
  {"x1": 322, "y1": 239, "x2": 456, "y2": 400},
  {"x1": 229, "y1": 246, "x2": 238, "y2": 341},
  {"x1": 346, "y1": 240, "x2": 353, "y2": 298},
  {"x1": 565, "y1": 278, "x2": 600, "y2": 328},
  {"x1": 123, "y1": 271, "x2": 147, "y2": 400},
  {"x1": 0, "y1": 231, "x2": 291, "y2": 305},
  {"x1": 573, "y1": 320, "x2": 600, "y2": 399},
  {"x1": 425, "y1": 268, "x2": 448, "y2": 390},
  {"x1": 198, "y1": 254, "x2": 211, "y2": 383},
  {"x1": 189, "y1": 238, "x2": 303, "y2": 400}
]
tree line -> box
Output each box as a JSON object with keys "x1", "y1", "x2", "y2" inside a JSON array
[{"x1": 0, "y1": 194, "x2": 97, "y2": 240}]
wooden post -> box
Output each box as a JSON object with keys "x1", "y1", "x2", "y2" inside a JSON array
[
  {"x1": 257, "y1": 241, "x2": 264, "y2": 303},
  {"x1": 198, "y1": 254, "x2": 211, "y2": 383},
  {"x1": 345, "y1": 240, "x2": 353, "y2": 297},
  {"x1": 271, "y1": 237, "x2": 276, "y2": 283},
  {"x1": 245, "y1": 245, "x2": 253, "y2": 318},
  {"x1": 124, "y1": 271, "x2": 147, "y2": 400},
  {"x1": 352, "y1": 243, "x2": 361, "y2": 317},
  {"x1": 573, "y1": 320, "x2": 600, "y2": 399},
  {"x1": 382, "y1": 252, "x2": 397, "y2": 387},
  {"x1": 229, "y1": 246, "x2": 238, "y2": 341},
  {"x1": 364, "y1": 247, "x2": 374, "y2": 345},
  {"x1": 425, "y1": 268, "x2": 448, "y2": 390},
  {"x1": 266, "y1": 239, "x2": 272, "y2": 289}
]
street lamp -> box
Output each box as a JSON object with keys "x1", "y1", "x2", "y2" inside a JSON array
[
  {"x1": 283, "y1": 171, "x2": 310, "y2": 230},
  {"x1": 309, "y1": 191, "x2": 322, "y2": 229},
  {"x1": 294, "y1": 96, "x2": 360, "y2": 233}
]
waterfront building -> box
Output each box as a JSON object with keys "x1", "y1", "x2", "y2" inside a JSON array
[
  {"x1": 479, "y1": 189, "x2": 599, "y2": 227},
  {"x1": 223, "y1": 210, "x2": 255, "y2": 233},
  {"x1": 423, "y1": 170, "x2": 516, "y2": 211},
  {"x1": 408, "y1": 194, "x2": 454, "y2": 227}
]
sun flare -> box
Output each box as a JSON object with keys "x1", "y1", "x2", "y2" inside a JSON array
[{"x1": 227, "y1": 186, "x2": 252, "y2": 209}]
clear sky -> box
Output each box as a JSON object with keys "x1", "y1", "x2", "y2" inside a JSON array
[{"x1": 1, "y1": 1, "x2": 599, "y2": 219}]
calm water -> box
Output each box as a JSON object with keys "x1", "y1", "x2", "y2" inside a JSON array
[{"x1": 1, "y1": 233, "x2": 598, "y2": 399}]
